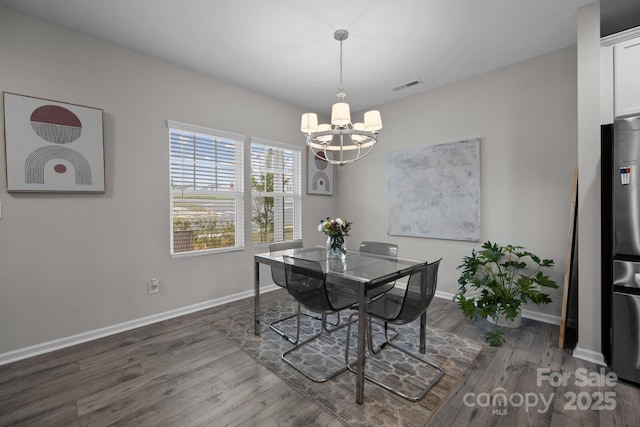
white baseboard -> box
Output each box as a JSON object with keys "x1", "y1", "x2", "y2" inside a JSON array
[
  {"x1": 0, "y1": 284, "x2": 281, "y2": 366},
  {"x1": 0, "y1": 284, "x2": 570, "y2": 366},
  {"x1": 439, "y1": 289, "x2": 607, "y2": 366},
  {"x1": 573, "y1": 346, "x2": 607, "y2": 366},
  {"x1": 434, "y1": 290, "x2": 561, "y2": 325},
  {"x1": 520, "y1": 309, "x2": 561, "y2": 326},
  {"x1": 434, "y1": 289, "x2": 456, "y2": 301}
]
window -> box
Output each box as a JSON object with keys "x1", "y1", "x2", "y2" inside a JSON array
[
  {"x1": 169, "y1": 121, "x2": 244, "y2": 255},
  {"x1": 250, "y1": 138, "x2": 302, "y2": 245}
]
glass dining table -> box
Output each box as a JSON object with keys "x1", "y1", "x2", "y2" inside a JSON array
[{"x1": 253, "y1": 246, "x2": 427, "y2": 404}]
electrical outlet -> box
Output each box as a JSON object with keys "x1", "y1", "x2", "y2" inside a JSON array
[{"x1": 148, "y1": 278, "x2": 159, "y2": 294}]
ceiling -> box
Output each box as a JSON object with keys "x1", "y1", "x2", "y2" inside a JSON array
[{"x1": 0, "y1": 0, "x2": 594, "y2": 115}]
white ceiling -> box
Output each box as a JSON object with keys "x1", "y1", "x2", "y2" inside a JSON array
[{"x1": 0, "y1": 0, "x2": 594, "y2": 115}]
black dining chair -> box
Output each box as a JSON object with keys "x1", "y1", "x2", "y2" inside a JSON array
[
  {"x1": 345, "y1": 258, "x2": 444, "y2": 401},
  {"x1": 268, "y1": 240, "x2": 319, "y2": 344},
  {"x1": 358, "y1": 241, "x2": 400, "y2": 351},
  {"x1": 281, "y1": 255, "x2": 359, "y2": 382}
]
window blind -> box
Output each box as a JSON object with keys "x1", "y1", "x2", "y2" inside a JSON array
[
  {"x1": 169, "y1": 122, "x2": 244, "y2": 254},
  {"x1": 250, "y1": 139, "x2": 301, "y2": 245}
]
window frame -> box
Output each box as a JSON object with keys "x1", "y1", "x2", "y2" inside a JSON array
[
  {"x1": 168, "y1": 120, "x2": 245, "y2": 257},
  {"x1": 250, "y1": 137, "x2": 302, "y2": 248}
]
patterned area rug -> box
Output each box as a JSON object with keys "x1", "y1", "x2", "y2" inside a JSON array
[{"x1": 212, "y1": 297, "x2": 483, "y2": 427}]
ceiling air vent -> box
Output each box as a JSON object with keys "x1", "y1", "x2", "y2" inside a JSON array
[{"x1": 391, "y1": 79, "x2": 424, "y2": 91}]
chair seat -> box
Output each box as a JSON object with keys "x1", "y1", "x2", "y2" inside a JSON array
[
  {"x1": 327, "y1": 284, "x2": 360, "y2": 310},
  {"x1": 335, "y1": 281, "x2": 395, "y2": 300},
  {"x1": 367, "y1": 289, "x2": 403, "y2": 317},
  {"x1": 295, "y1": 289, "x2": 333, "y2": 313},
  {"x1": 368, "y1": 289, "x2": 429, "y2": 325}
]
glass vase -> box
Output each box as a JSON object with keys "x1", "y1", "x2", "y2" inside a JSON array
[
  {"x1": 326, "y1": 235, "x2": 346, "y2": 259},
  {"x1": 326, "y1": 235, "x2": 346, "y2": 272}
]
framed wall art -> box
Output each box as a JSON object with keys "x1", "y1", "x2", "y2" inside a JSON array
[
  {"x1": 307, "y1": 147, "x2": 334, "y2": 195},
  {"x1": 3, "y1": 92, "x2": 105, "y2": 193},
  {"x1": 387, "y1": 138, "x2": 481, "y2": 242}
]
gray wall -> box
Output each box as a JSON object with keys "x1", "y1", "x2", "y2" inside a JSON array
[
  {"x1": 0, "y1": 7, "x2": 336, "y2": 354},
  {"x1": 0, "y1": 4, "x2": 600, "y2": 359},
  {"x1": 338, "y1": 47, "x2": 578, "y2": 319}
]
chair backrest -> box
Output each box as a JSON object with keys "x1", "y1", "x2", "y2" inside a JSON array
[
  {"x1": 359, "y1": 241, "x2": 398, "y2": 257},
  {"x1": 269, "y1": 240, "x2": 303, "y2": 287},
  {"x1": 282, "y1": 256, "x2": 335, "y2": 313},
  {"x1": 269, "y1": 240, "x2": 303, "y2": 253},
  {"x1": 394, "y1": 258, "x2": 442, "y2": 324}
]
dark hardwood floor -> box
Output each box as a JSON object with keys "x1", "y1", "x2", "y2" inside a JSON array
[{"x1": 0, "y1": 290, "x2": 638, "y2": 426}]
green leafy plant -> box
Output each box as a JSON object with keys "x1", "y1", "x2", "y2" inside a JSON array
[
  {"x1": 453, "y1": 241, "x2": 558, "y2": 346},
  {"x1": 173, "y1": 217, "x2": 192, "y2": 231}
]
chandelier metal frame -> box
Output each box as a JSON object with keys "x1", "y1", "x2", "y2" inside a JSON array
[{"x1": 301, "y1": 29, "x2": 382, "y2": 168}]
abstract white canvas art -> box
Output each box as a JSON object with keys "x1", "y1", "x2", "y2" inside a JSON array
[{"x1": 387, "y1": 138, "x2": 481, "y2": 241}]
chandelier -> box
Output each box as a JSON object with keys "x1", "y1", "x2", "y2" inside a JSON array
[{"x1": 301, "y1": 29, "x2": 382, "y2": 168}]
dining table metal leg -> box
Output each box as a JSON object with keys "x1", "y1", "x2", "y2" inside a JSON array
[
  {"x1": 419, "y1": 311, "x2": 426, "y2": 353},
  {"x1": 356, "y1": 282, "x2": 367, "y2": 404},
  {"x1": 254, "y1": 259, "x2": 261, "y2": 335}
]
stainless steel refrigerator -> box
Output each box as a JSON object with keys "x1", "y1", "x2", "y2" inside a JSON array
[{"x1": 611, "y1": 113, "x2": 640, "y2": 384}]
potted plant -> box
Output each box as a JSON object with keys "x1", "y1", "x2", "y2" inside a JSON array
[{"x1": 453, "y1": 241, "x2": 558, "y2": 346}]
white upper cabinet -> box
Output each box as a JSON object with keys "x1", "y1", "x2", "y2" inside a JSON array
[{"x1": 614, "y1": 36, "x2": 640, "y2": 117}]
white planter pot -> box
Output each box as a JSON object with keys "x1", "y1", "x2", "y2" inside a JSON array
[{"x1": 488, "y1": 312, "x2": 522, "y2": 329}]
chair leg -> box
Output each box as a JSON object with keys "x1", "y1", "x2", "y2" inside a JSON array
[
  {"x1": 269, "y1": 303, "x2": 321, "y2": 344},
  {"x1": 344, "y1": 311, "x2": 362, "y2": 366},
  {"x1": 324, "y1": 311, "x2": 342, "y2": 332},
  {"x1": 367, "y1": 319, "x2": 399, "y2": 355},
  {"x1": 345, "y1": 315, "x2": 444, "y2": 402},
  {"x1": 282, "y1": 315, "x2": 355, "y2": 383},
  {"x1": 344, "y1": 315, "x2": 400, "y2": 361},
  {"x1": 373, "y1": 340, "x2": 445, "y2": 401}
]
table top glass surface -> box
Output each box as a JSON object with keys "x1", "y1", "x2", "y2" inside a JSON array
[{"x1": 257, "y1": 247, "x2": 424, "y2": 285}]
